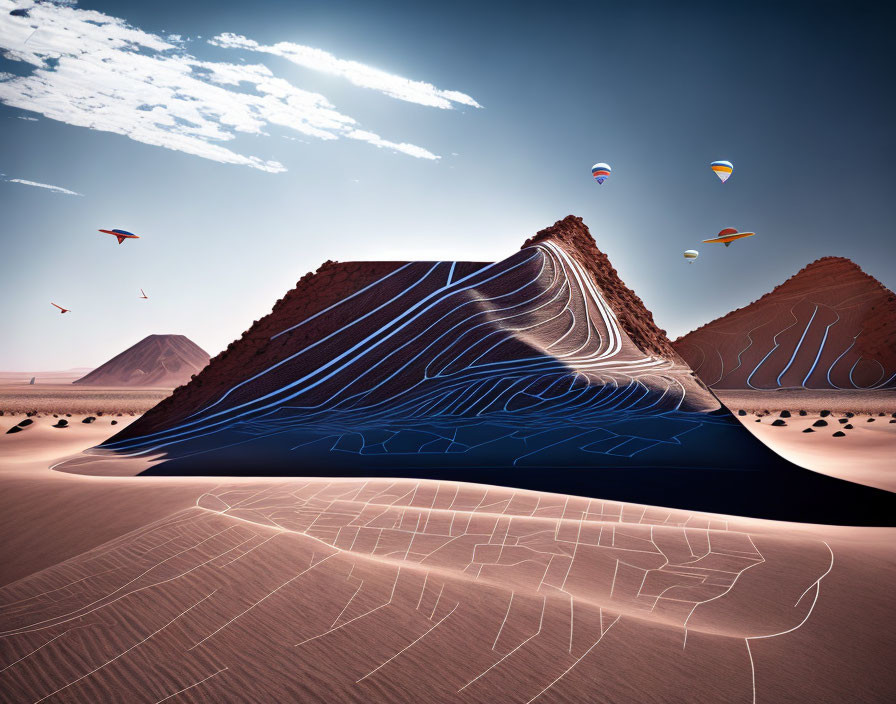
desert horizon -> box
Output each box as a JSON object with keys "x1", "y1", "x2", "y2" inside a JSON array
[
  {"x1": 2, "y1": 1, "x2": 894, "y2": 700},
  {"x1": 3, "y1": 212, "x2": 895, "y2": 702}
]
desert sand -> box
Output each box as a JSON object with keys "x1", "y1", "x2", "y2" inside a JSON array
[
  {"x1": 0, "y1": 370, "x2": 93, "y2": 386},
  {"x1": 1, "y1": 415, "x2": 894, "y2": 703},
  {"x1": 1, "y1": 219, "x2": 893, "y2": 702},
  {"x1": 714, "y1": 390, "x2": 896, "y2": 492},
  {"x1": 0, "y1": 384, "x2": 172, "y2": 416}
]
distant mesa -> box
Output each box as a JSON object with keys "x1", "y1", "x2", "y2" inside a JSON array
[
  {"x1": 73, "y1": 334, "x2": 210, "y2": 388},
  {"x1": 674, "y1": 257, "x2": 896, "y2": 390},
  {"x1": 62, "y1": 215, "x2": 896, "y2": 525}
]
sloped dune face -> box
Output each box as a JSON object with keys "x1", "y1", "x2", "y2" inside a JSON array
[
  {"x1": 74, "y1": 335, "x2": 210, "y2": 388},
  {"x1": 94, "y1": 218, "x2": 735, "y2": 469},
  {"x1": 76, "y1": 217, "x2": 891, "y2": 504},
  {"x1": 674, "y1": 257, "x2": 896, "y2": 390},
  {"x1": 0, "y1": 480, "x2": 853, "y2": 704}
]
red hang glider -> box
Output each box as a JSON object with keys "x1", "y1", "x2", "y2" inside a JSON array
[
  {"x1": 51, "y1": 302, "x2": 70, "y2": 314},
  {"x1": 99, "y1": 228, "x2": 140, "y2": 245},
  {"x1": 702, "y1": 227, "x2": 757, "y2": 247}
]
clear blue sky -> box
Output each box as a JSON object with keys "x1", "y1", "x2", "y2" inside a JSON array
[{"x1": 1, "y1": 0, "x2": 893, "y2": 370}]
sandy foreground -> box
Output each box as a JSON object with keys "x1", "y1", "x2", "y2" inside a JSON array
[
  {"x1": 0, "y1": 413, "x2": 894, "y2": 703},
  {"x1": 715, "y1": 390, "x2": 896, "y2": 492}
]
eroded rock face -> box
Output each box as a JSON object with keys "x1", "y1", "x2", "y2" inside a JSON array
[
  {"x1": 74, "y1": 335, "x2": 210, "y2": 388},
  {"x1": 108, "y1": 215, "x2": 718, "y2": 467},
  {"x1": 674, "y1": 257, "x2": 896, "y2": 389},
  {"x1": 56, "y1": 217, "x2": 896, "y2": 522},
  {"x1": 522, "y1": 216, "x2": 679, "y2": 360}
]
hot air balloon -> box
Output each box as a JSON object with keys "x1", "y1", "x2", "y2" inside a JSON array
[
  {"x1": 683, "y1": 250, "x2": 699, "y2": 263},
  {"x1": 591, "y1": 163, "x2": 611, "y2": 184},
  {"x1": 710, "y1": 160, "x2": 733, "y2": 183}
]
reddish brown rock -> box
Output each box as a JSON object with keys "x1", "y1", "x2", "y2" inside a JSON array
[
  {"x1": 673, "y1": 257, "x2": 896, "y2": 389},
  {"x1": 74, "y1": 334, "x2": 210, "y2": 388}
]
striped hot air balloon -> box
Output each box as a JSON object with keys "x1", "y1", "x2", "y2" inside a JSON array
[
  {"x1": 710, "y1": 160, "x2": 733, "y2": 183},
  {"x1": 591, "y1": 163, "x2": 611, "y2": 184}
]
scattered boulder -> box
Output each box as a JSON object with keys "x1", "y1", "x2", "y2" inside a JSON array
[
  {"x1": 802, "y1": 428, "x2": 815, "y2": 433},
  {"x1": 798, "y1": 410, "x2": 807, "y2": 416},
  {"x1": 820, "y1": 410, "x2": 831, "y2": 417},
  {"x1": 7, "y1": 418, "x2": 35, "y2": 433},
  {"x1": 779, "y1": 410, "x2": 791, "y2": 418},
  {"x1": 846, "y1": 412, "x2": 855, "y2": 417},
  {"x1": 82, "y1": 416, "x2": 97, "y2": 424},
  {"x1": 812, "y1": 419, "x2": 828, "y2": 427},
  {"x1": 52, "y1": 419, "x2": 68, "y2": 428},
  {"x1": 844, "y1": 424, "x2": 854, "y2": 429},
  {"x1": 839, "y1": 418, "x2": 848, "y2": 424},
  {"x1": 110, "y1": 420, "x2": 118, "y2": 425},
  {"x1": 832, "y1": 431, "x2": 846, "y2": 437},
  {"x1": 754, "y1": 418, "x2": 761, "y2": 423},
  {"x1": 771, "y1": 419, "x2": 787, "y2": 426},
  {"x1": 868, "y1": 418, "x2": 875, "y2": 422},
  {"x1": 737, "y1": 410, "x2": 747, "y2": 416}
]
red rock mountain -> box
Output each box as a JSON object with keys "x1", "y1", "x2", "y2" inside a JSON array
[
  {"x1": 673, "y1": 257, "x2": 896, "y2": 389},
  {"x1": 74, "y1": 334, "x2": 210, "y2": 388},
  {"x1": 117, "y1": 216, "x2": 711, "y2": 440}
]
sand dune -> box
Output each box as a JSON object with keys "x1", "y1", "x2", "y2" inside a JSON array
[{"x1": 1, "y1": 421, "x2": 895, "y2": 702}]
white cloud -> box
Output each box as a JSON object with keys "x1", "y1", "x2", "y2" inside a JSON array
[
  {"x1": 209, "y1": 33, "x2": 481, "y2": 110},
  {"x1": 0, "y1": 0, "x2": 464, "y2": 170},
  {"x1": 6, "y1": 177, "x2": 82, "y2": 195},
  {"x1": 17, "y1": 114, "x2": 38, "y2": 120}
]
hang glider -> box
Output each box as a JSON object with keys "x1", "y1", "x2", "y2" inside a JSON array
[
  {"x1": 99, "y1": 229, "x2": 140, "y2": 245},
  {"x1": 51, "y1": 302, "x2": 70, "y2": 314},
  {"x1": 139, "y1": 288, "x2": 148, "y2": 299},
  {"x1": 702, "y1": 227, "x2": 756, "y2": 247}
]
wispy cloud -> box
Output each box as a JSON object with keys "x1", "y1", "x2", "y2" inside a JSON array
[
  {"x1": 0, "y1": 0, "x2": 476, "y2": 171},
  {"x1": 209, "y1": 33, "x2": 482, "y2": 110},
  {"x1": 6, "y1": 178, "x2": 82, "y2": 195}
]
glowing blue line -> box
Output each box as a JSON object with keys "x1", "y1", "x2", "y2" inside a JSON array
[{"x1": 776, "y1": 305, "x2": 818, "y2": 386}]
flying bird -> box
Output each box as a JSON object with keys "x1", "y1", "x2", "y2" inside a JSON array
[
  {"x1": 703, "y1": 227, "x2": 756, "y2": 247},
  {"x1": 139, "y1": 288, "x2": 148, "y2": 299},
  {"x1": 99, "y1": 228, "x2": 140, "y2": 245},
  {"x1": 51, "y1": 302, "x2": 70, "y2": 314}
]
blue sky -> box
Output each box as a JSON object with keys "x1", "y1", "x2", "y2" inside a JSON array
[{"x1": 1, "y1": 0, "x2": 893, "y2": 370}]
